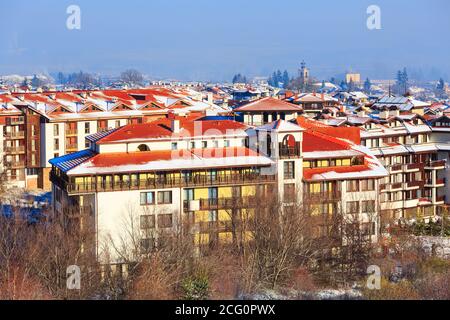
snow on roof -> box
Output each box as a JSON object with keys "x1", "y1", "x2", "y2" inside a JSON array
[
  {"x1": 49, "y1": 149, "x2": 96, "y2": 172},
  {"x1": 256, "y1": 119, "x2": 304, "y2": 132},
  {"x1": 65, "y1": 147, "x2": 274, "y2": 176},
  {"x1": 96, "y1": 118, "x2": 248, "y2": 144},
  {"x1": 234, "y1": 97, "x2": 302, "y2": 112}
]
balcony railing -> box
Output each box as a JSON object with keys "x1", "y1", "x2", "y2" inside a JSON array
[
  {"x1": 64, "y1": 174, "x2": 276, "y2": 194},
  {"x1": 303, "y1": 191, "x2": 341, "y2": 202},
  {"x1": 198, "y1": 220, "x2": 233, "y2": 233},
  {"x1": 5, "y1": 161, "x2": 25, "y2": 169},
  {"x1": 390, "y1": 164, "x2": 403, "y2": 172},
  {"x1": 279, "y1": 142, "x2": 301, "y2": 159},
  {"x1": 4, "y1": 146, "x2": 26, "y2": 154},
  {"x1": 4, "y1": 131, "x2": 25, "y2": 139},
  {"x1": 425, "y1": 160, "x2": 446, "y2": 169},
  {"x1": 405, "y1": 163, "x2": 423, "y2": 171},
  {"x1": 66, "y1": 143, "x2": 78, "y2": 150},
  {"x1": 198, "y1": 197, "x2": 258, "y2": 210},
  {"x1": 6, "y1": 117, "x2": 25, "y2": 125},
  {"x1": 406, "y1": 181, "x2": 423, "y2": 189},
  {"x1": 65, "y1": 129, "x2": 78, "y2": 136}
]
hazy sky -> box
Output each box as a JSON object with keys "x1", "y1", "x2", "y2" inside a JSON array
[{"x1": 1, "y1": 0, "x2": 449, "y2": 81}]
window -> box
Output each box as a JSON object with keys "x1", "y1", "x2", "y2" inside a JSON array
[
  {"x1": 53, "y1": 124, "x2": 59, "y2": 136},
  {"x1": 158, "y1": 191, "x2": 172, "y2": 204},
  {"x1": 31, "y1": 154, "x2": 36, "y2": 166},
  {"x1": 85, "y1": 140, "x2": 90, "y2": 148},
  {"x1": 54, "y1": 138, "x2": 59, "y2": 150},
  {"x1": 224, "y1": 140, "x2": 230, "y2": 147},
  {"x1": 140, "y1": 192, "x2": 155, "y2": 205},
  {"x1": 202, "y1": 141, "x2": 208, "y2": 149},
  {"x1": 284, "y1": 184, "x2": 296, "y2": 202},
  {"x1": 360, "y1": 179, "x2": 375, "y2": 191},
  {"x1": 346, "y1": 180, "x2": 359, "y2": 192},
  {"x1": 54, "y1": 153, "x2": 59, "y2": 158},
  {"x1": 140, "y1": 238, "x2": 154, "y2": 253},
  {"x1": 208, "y1": 210, "x2": 218, "y2": 222},
  {"x1": 157, "y1": 214, "x2": 173, "y2": 228},
  {"x1": 84, "y1": 122, "x2": 90, "y2": 134},
  {"x1": 115, "y1": 120, "x2": 121, "y2": 128},
  {"x1": 171, "y1": 142, "x2": 178, "y2": 150},
  {"x1": 284, "y1": 161, "x2": 295, "y2": 179},
  {"x1": 31, "y1": 140, "x2": 36, "y2": 151},
  {"x1": 346, "y1": 201, "x2": 359, "y2": 214},
  {"x1": 362, "y1": 200, "x2": 376, "y2": 213},
  {"x1": 189, "y1": 141, "x2": 196, "y2": 149},
  {"x1": 140, "y1": 215, "x2": 155, "y2": 229},
  {"x1": 213, "y1": 140, "x2": 219, "y2": 148}
]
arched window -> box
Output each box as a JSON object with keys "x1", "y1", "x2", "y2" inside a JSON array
[
  {"x1": 137, "y1": 144, "x2": 150, "y2": 152},
  {"x1": 282, "y1": 134, "x2": 296, "y2": 148}
]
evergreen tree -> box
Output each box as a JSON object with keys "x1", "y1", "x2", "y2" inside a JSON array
[
  {"x1": 276, "y1": 70, "x2": 282, "y2": 88},
  {"x1": 363, "y1": 78, "x2": 372, "y2": 93},
  {"x1": 282, "y1": 70, "x2": 289, "y2": 89},
  {"x1": 437, "y1": 78, "x2": 445, "y2": 91}
]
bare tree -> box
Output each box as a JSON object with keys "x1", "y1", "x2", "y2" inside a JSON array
[{"x1": 120, "y1": 69, "x2": 144, "y2": 87}]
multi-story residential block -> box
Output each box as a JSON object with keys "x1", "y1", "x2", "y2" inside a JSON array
[
  {"x1": 48, "y1": 113, "x2": 387, "y2": 263},
  {"x1": 0, "y1": 88, "x2": 229, "y2": 190},
  {"x1": 320, "y1": 108, "x2": 447, "y2": 226}
]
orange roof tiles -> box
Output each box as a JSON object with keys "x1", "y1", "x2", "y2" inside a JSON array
[{"x1": 234, "y1": 97, "x2": 302, "y2": 112}]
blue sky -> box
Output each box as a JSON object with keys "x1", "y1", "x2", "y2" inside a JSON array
[{"x1": 0, "y1": 0, "x2": 449, "y2": 81}]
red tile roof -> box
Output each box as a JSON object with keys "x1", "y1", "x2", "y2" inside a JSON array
[
  {"x1": 96, "y1": 118, "x2": 248, "y2": 144},
  {"x1": 234, "y1": 97, "x2": 302, "y2": 112},
  {"x1": 295, "y1": 116, "x2": 360, "y2": 144},
  {"x1": 302, "y1": 130, "x2": 352, "y2": 152}
]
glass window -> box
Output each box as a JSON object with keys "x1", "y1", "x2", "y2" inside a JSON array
[
  {"x1": 157, "y1": 191, "x2": 172, "y2": 204},
  {"x1": 84, "y1": 122, "x2": 90, "y2": 134},
  {"x1": 157, "y1": 214, "x2": 173, "y2": 228},
  {"x1": 224, "y1": 140, "x2": 230, "y2": 147},
  {"x1": 202, "y1": 141, "x2": 208, "y2": 149},
  {"x1": 140, "y1": 215, "x2": 155, "y2": 229},
  {"x1": 140, "y1": 192, "x2": 155, "y2": 205},
  {"x1": 171, "y1": 142, "x2": 178, "y2": 150},
  {"x1": 283, "y1": 161, "x2": 295, "y2": 179}
]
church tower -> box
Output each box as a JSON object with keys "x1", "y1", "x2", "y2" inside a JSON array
[{"x1": 299, "y1": 60, "x2": 309, "y2": 85}]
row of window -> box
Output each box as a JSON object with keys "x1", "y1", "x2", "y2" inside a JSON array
[
  {"x1": 170, "y1": 139, "x2": 236, "y2": 151},
  {"x1": 140, "y1": 191, "x2": 173, "y2": 205},
  {"x1": 346, "y1": 200, "x2": 376, "y2": 214},
  {"x1": 140, "y1": 213, "x2": 173, "y2": 229},
  {"x1": 346, "y1": 179, "x2": 375, "y2": 192},
  {"x1": 303, "y1": 157, "x2": 362, "y2": 169},
  {"x1": 53, "y1": 120, "x2": 127, "y2": 137}
]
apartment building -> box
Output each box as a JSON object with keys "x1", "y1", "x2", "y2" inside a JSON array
[
  {"x1": 49, "y1": 113, "x2": 387, "y2": 263},
  {"x1": 320, "y1": 109, "x2": 447, "y2": 226},
  {"x1": 0, "y1": 88, "x2": 228, "y2": 190}
]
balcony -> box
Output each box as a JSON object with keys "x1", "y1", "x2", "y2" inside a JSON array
[
  {"x1": 425, "y1": 160, "x2": 446, "y2": 170},
  {"x1": 4, "y1": 131, "x2": 25, "y2": 139},
  {"x1": 389, "y1": 164, "x2": 403, "y2": 173},
  {"x1": 425, "y1": 178, "x2": 446, "y2": 187},
  {"x1": 66, "y1": 143, "x2": 78, "y2": 151},
  {"x1": 279, "y1": 142, "x2": 301, "y2": 159},
  {"x1": 6, "y1": 161, "x2": 25, "y2": 169},
  {"x1": 63, "y1": 173, "x2": 277, "y2": 195},
  {"x1": 304, "y1": 191, "x2": 341, "y2": 202},
  {"x1": 198, "y1": 197, "x2": 258, "y2": 210},
  {"x1": 404, "y1": 180, "x2": 423, "y2": 189},
  {"x1": 198, "y1": 220, "x2": 233, "y2": 233},
  {"x1": 6, "y1": 117, "x2": 25, "y2": 126},
  {"x1": 65, "y1": 129, "x2": 78, "y2": 136},
  {"x1": 404, "y1": 163, "x2": 423, "y2": 172},
  {"x1": 4, "y1": 146, "x2": 26, "y2": 154},
  {"x1": 435, "y1": 195, "x2": 446, "y2": 204}
]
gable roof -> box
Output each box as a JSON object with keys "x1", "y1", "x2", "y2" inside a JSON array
[{"x1": 234, "y1": 97, "x2": 302, "y2": 112}]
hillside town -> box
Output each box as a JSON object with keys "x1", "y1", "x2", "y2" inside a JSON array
[{"x1": 1, "y1": 61, "x2": 450, "y2": 301}]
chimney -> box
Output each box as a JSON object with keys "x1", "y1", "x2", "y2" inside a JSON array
[
  {"x1": 171, "y1": 119, "x2": 180, "y2": 133},
  {"x1": 207, "y1": 92, "x2": 213, "y2": 104}
]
